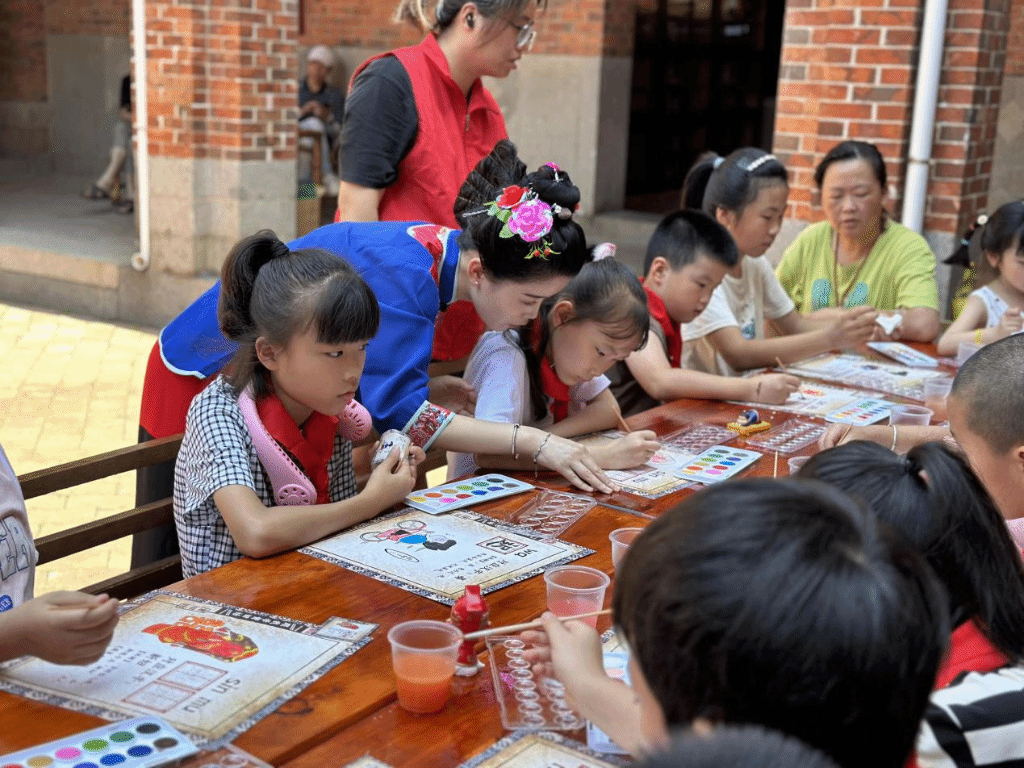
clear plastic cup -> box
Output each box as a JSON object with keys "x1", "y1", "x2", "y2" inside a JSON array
[
  {"x1": 788, "y1": 456, "x2": 809, "y2": 475},
  {"x1": 957, "y1": 340, "x2": 982, "y2": 367},
  {"x1": 608, "y1": 528, "x2": 642, "y2": 572},
  {"x1": 922, "y1": 377, "x2": 953, "y2": 422},
  {"x1": 544, "y1": 565, "x2": 610, "y2": 627},
  {"x1": 889, "y1": 404, "x2": 934, "y2": 426},
  {"x1": 387, "y1": 620, "x2": 462, "y2": 713}
]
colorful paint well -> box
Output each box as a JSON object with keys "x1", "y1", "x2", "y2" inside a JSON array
[
  {"x1": 1, "y1": 717, "x2": 197, "y2": 768},
  {"x1": 404, "y1": 474, "x2": 535, "y2": 515}
]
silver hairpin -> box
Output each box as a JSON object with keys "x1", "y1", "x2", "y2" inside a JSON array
[
  {"x1": 713, "y1": 156, "x2": 725, "y2": 169},
  {"x1": 550, "y1": 203, "x2": 572, "y2": 220},
  {"x1": 743, "y1": 154, "x2": 777, "y2": 173}
]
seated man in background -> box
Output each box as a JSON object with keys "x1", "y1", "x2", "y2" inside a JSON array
[{"x1": 298, "y1": 45, "x2": 345, "y2": 195}]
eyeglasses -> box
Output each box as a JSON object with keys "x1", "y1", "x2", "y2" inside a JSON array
[{"x1": 507, "y1": 18, "x2": 536, "y2": 50}]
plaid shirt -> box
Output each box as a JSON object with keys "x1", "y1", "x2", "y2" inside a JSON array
[{"x1": 173, "y1": 376, "x2": 355, "y2": 578}]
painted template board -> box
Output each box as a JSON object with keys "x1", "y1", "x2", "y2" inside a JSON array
[
  {"x1": 779, "y1": 352, "x2": 946, "y2": 401},
  {"x1": 456, "y1": 731, "x2": 622, "y2": 768},
  {"x1": 576, "y1": 431, "x2": 696, "y2": 499},
  {"x1": 731, "y1": 381, "x2": 882, "y2": 418},
  {"x1": 0, "y1": 592, "x2": 375, "y2": 746},
  {"x1": 301, "y1": 509, "x2": 593, "y2": 605}
]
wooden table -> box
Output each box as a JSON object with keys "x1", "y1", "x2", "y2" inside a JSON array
[{"x1": 1, "y1": 348, "x2": 946, "y2": 765}]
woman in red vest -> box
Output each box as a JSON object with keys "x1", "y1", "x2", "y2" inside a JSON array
[{"x1": 337, "y1": 0, "x2": 542, "y2": 362}]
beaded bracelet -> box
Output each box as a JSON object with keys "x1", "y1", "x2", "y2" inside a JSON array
[{"x1": 975, "y1": 328, "x2": 984, "y2": 345}]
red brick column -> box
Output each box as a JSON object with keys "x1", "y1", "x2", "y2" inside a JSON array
[
  {"x1": 144, "y1": 0, "x2": 298, "y2": 280},
  {"x1": 772, "y1": 0, "x2": 1011, "y2": 237}
]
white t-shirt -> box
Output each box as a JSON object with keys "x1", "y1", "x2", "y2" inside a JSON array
[
  {"x1": 0, "y1": 444, "x2": 37, "y2": 612},
  {"x1": 681, "y1": 255, "x2": 795, "y2": 375},
  {"x1": 447, "y1": 330, "x2": 611, "y2": 479}
]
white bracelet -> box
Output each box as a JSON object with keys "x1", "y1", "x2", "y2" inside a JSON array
[
  {"x1": 890, "y1": 424, "x2": 899, "y2": 452},
  {"x1": 532, "y1": 433, "x2": 552, "y2": 478},
  {"x1": 511, "y1": 423, "x2": 521, "y2": 460}
]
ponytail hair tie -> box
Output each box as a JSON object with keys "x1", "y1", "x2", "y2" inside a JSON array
[
  {"x1": 270, "y1": 239, "x2": 290, "y2": 260},
  {"x1": 713, "y1": 156, "x2": 725, "y2": 169}
]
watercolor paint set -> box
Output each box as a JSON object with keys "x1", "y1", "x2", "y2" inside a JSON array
[
  {"x1": 1, "y1": 717, "x2": 197, "y2": 768},
  {"x1": 824, "y1": 398, "x2": 891, "y2": 426},
  {"x1": 744, "y1": 419, "x2": 826, "y2": 454},
  {"x1": 867, "y1": 342, "x2": 938, "y2": 368},
  {"x1": 486, "y1": 636, "x2": 585, "y2": 731},
  {"x1": 405, "y1": 474, "x2": 535, "y2": 515},
  {"x1": 675, "y1": 446, "x2": 762, "y2": 484}
]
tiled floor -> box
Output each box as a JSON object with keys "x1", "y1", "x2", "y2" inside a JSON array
[{"x1": 0, "y1": 301, "x2": 157, "y2": 593}]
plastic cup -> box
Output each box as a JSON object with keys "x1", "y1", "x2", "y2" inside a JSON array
[
  {"x1": 957, "y1": 340, "x2": 982, "y2": 367},
  {"x1": 889, "y1": 404, "x2": 934, "y2": 426},
  {"x1": 788, "y1": 456, "x2": 809, "y2": 475},
  {"x1": 544, "y1": 565, "x2": 610, "y2": 627},
  {"x1": 609, "y1": 528, "x2": 642, "y2": 572},
  {"x1": 387, "y1": 620, "x2": 462, "y2": 713},
  {"x1": 922, "y1": 377, "x2": 953, "y2": 422}
]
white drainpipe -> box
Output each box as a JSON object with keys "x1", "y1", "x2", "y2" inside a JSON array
[
  {"x1": 902, "y1": 0, "x2": 949, "y2": 233},
  {"x1": 130, "y1": 0, "x2": 151, "y2": 272}
]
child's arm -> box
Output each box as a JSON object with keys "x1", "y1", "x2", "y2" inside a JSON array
[
  {"x1": 0, "y1": 591, "x2": 119, "y2": 664},
  {"x1": 817, "y1": 422, "x2": 951, "y2": 452},
  {"x1": 522, "y1": 614, "x2": 647, "y2": 757},
  {"x1": 707, "y1": 305, "x2": 878, "y2": 370},
  {"x1": 546, "y1": 390, "x2": 660, "y2": 470},
  {"x1": 624, "y1": 334, "x2": 800, "y2": 405},
  {"x1": 937, "y1": 296, "x2": 1022, "y2": 355},
  {"x1": 214, "y1": 448, "x2": 420, "y2": 559}
]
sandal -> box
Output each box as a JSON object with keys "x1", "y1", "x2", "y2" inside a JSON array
[{"x1": 81, "y1": 183, "x2": 111, "y2": 200}]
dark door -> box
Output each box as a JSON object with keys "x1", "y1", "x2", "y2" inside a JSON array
[{"x1": 625, "y1": 0, "x2": 786, "y2": 213}]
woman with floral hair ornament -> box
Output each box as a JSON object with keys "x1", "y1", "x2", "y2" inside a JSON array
[{"x1": 140, "y1": 140, "x2": 616, "y2": 494}]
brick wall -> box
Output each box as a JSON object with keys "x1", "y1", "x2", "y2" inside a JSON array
[
  {"x1": 0, "y1": 1, "x2": 48, "y2": 101},
  {"x1": 298, "y1": 0, "x2": 635, "y2": 57},
  {"x1": 773, "y1": 0, "x2": 1011, "y2": 235},
  {"x1": 45, "y1": 0, "x2": 131, "y2": 36},
  {"x1": 146, "y1": 0, "x2": 298, "y2": 163},
  {"x1": 1007, "y1": 0, "x2": 1024, "y2": 75}
]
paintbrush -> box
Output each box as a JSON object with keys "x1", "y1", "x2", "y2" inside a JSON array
[{"x1": 461, "y1": 609, "x2": 612, "y2": 641}]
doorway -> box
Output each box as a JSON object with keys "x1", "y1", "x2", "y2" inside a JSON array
[{"x1": 625, "y1": 0, "x2": 786, "y2": 213}]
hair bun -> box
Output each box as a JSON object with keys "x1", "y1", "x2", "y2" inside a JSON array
[{"x1": 528, "y1": 163, "x2": 581, "y2": 213}]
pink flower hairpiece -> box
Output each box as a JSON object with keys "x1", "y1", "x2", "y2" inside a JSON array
[{"x1": 484, "y1": 185, "x2": 555, "y2": 243}]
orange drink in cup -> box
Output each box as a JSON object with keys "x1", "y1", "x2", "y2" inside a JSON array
[
  {"x1": 387, "y1": 620, "x2": 462, "y2": 713},
  {"x1": 923, "y1": 377, "x2": 953, "y2": 422},
  {"x1": 544, "y1": 565, "x2": 610, "y2": 627}
]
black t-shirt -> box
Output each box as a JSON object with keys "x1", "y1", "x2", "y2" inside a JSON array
[
  {"x1": 298, "y1": 79, "x2": 346, "y2": 125},
  {"x1": 339, "y1": 56, "x2": 419, "y2": 189}
]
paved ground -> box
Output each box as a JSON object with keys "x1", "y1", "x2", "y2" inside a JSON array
[{"x1": 0, "y1": 301, "x2": 157, "y2": 593}]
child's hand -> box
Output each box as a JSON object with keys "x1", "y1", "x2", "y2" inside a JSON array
[
  {"x1": 749, "y1": 373, "x2": 800, "y2": 404},
  {"x1": 363, "y1": 446, "x2": 418, "y2": 508},
  {"x1": 997, "y1": 307, "x2": 1024, "y2": 338},
  {"x1": 830, "y1": 305, "x2": 879, "y2": 346},
  {"x1": 521, "y1": 612, "x2": 606, "y2": 711},
  {"x1": 428, "y1": 376, "x2": 477, "y2": 417},
  {"x1": 22, "y1": 592, "x2": 119, "y2": 665},
  {"x1": 537, "y1": 435, "x2": 617, "y2": 494},
  {"x1": 593, "y1": 430, "x2": 660, "y2": 470}
]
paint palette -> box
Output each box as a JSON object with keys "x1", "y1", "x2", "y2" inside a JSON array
[
  {"x1": 825, "y1": 397, "x2": 892, "y2": 425},
  {"x1": 505, "y1": 491, "x2": 597, "y2": 538},
  {"x1": 486, "y1": 636, "x2": 585, "y2": 731},
  {"x1": 867, "y1": 341, "x2": 938, "y2": 367},
  {"x1": 405, "y1": 474, "x2": 535, "y2": 515},
  {"x1": 659, "y1": 423, "x2": 736, "y2": 456},
  {"x1": 745, "y1": 419, "x2": 826, "y2": 454},
  {"x1": 1, "y1": 717, "x2": 197, "y2": 768},
  {"x1": 676, "y1": 446, "x2": 762, "y2": 484}
]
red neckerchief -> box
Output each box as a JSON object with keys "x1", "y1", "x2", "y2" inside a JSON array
[
  {"x1": 531, "y1": 319, "x2": 571, "y2": 423},
  {"x1": 256, "y1": 389, "x2": 338, "y2": 504},
  {"x1": 642, "y1": 282, "x2": 682, "y2": 368}
]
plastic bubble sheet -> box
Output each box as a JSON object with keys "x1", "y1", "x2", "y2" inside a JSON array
[
  {"x1": 505, "y1": 491, "x2": 597, "y2": 538},
  {"x1": 744, "y1": 418, "x2": 826, "y2": 454},
  {"x1": 486, "y1": 636, "x2": 585, "y2": 731},
  {"x1": 659, "y1": 423, "x2": 736, "y2": 455}
]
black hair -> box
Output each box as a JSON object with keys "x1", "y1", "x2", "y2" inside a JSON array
[
  {"x1": 515, "y1": 259, "x2": 648, "y2": 421},
  {"x1": 814, "y1": 140, "x2": 887, "y2": 188},
  {"x1": 681, "y1": 148, "x2": 788, "y2": 218},
  {"x1": 395, "y1": 0, "x2": 545, "y2": 32},
  {"x1": 613, "y1": 478, "x2": 948, "y2": 768},
  {"x1": 952, "y1": 333, "x2": 1024, "y2": 454},
  {"x1": 638, "y1": 726, "x2": 841, "y2": 768},
  {"x1": 454, "y1": 139, "x2": 591, "y2": 282},
  {"x1": 643, "y1": 209, "x2": 739, "y2": 275},
  {"x1": 980, "y1": 199, "x2": 1024, "y2": 263},
  {"x1": 218, "y1": 230, "x2": 380, "y2": 399},
  {"x1": 799, "y1": 440, "x2": 1024, "y2": 663}
]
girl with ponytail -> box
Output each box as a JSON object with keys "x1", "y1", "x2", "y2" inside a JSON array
[
  {"x1": 149, "y1": 141, "x2": 616, "y2": 500},
  {"x1": 173, "y1": 233, "x2": 424, "y2": 577},
  {"x1": 679, "y1": 148, "x2": 878, "y2": 375},
  {"x1": 799, "y1": 440, "x2": 1024, "y2": 688}
]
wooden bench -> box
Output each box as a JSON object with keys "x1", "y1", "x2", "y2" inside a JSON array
[{"x1": 18, "y1": 435, "x2": 184, "y2": 601}]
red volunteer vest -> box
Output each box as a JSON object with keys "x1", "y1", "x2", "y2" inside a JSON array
[{"x1": 344, "y1": 37, "x2": 508, "y2": 361}]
